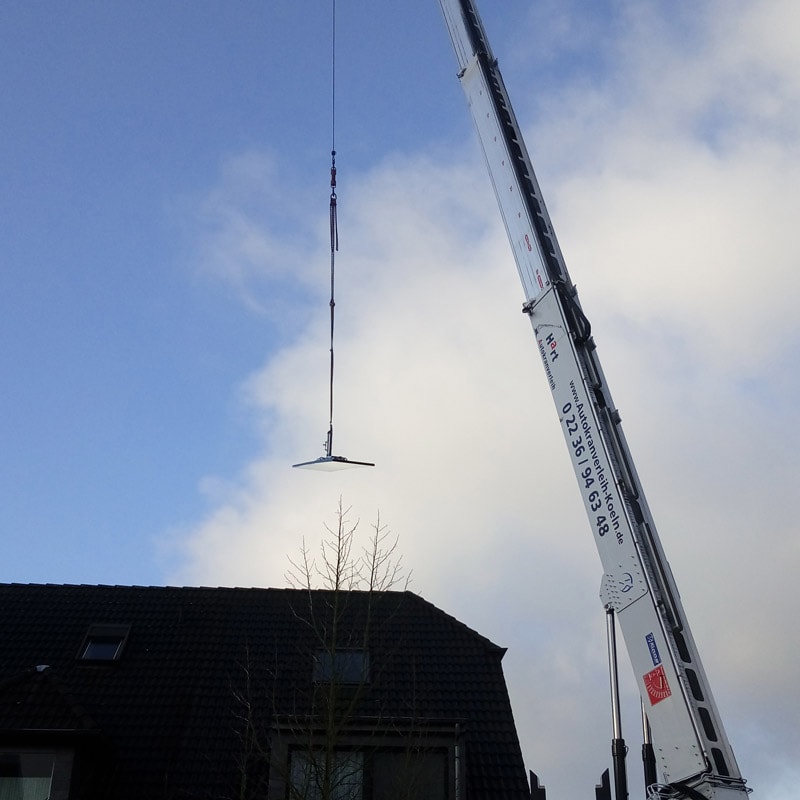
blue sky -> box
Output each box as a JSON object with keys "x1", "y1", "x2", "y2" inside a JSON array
[
  {"x1": 1, "y1": 0, "x2": 454, "y2": 578},
  {"x1": 2, "y1": 1, "x2": 799, "y2": 798}
]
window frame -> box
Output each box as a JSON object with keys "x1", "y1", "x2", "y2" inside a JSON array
[
  {"x1": 77, "y1": 623, "x2": 131, "y2": 663},
  {"x1": 313, "y1": 650, "x2": 370, "y2": 685},
  {"x1": 0, "y1": 747, "x2": 74, "y2": 800},
  {"x1": 268, "y1": 719, "x2": 463, "y2": 800}
]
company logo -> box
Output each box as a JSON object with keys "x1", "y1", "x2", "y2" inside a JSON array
[
  {"x1": 542, "y1": 333, "x2": 558, "y2": 362},
  {"x1": 646, "y1": 632, "x2": 661, "y2": 666},
  {"x1": 644, "y1": 665, "x2": 672, "y2": 705}
]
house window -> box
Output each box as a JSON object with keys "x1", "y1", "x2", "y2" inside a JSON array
[
  {"x1": 313, "y1": 650, "x2": 369, "y2": 684},
  {"x1": 270, "y1": 722, "x2": 461, "y2": 800},
  {"x1": 78, "y1": 623, "x2": 130, "y2": 662},
  {"x1": 0, "y1": 749, "x2": 73, "y2": 800},
  {"x1": 289, "y1": 750, "x2": 363, "y2": 800},
  {"x1": 286, "y1": 748, "x2": 449, "y2": 800}
]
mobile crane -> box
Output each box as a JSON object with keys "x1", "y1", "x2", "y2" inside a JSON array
[{"x1": 436, "y1": 2, "x2": 751, "y2": 798}]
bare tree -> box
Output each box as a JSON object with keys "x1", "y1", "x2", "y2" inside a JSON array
[
  {"x1": 282, "y1": 499, "x2": 411, "y2": 800},
  {"x1": 286, "y1": 498, "x2": 410, "y2": 594},
  {"x1": 233, "y1": 500, "x2": 424, "y2": 800}
]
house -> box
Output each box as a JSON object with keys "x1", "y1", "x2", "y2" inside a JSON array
[{"x1": 0, "y1": 583, "x2": 533, "y2": 800}]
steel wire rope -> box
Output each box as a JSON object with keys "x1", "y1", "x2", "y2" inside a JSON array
[{"x1": 326, "y1": 0, "x2": 338, "y2": 457}]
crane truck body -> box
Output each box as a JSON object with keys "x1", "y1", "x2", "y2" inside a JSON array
[{"x1": 436, "y1": 2, "x2": 751, "y2": 798}]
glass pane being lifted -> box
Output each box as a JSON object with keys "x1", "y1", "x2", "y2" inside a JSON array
[{"x1": 292, "y1": 455, "x2": 375, "y2": 471}]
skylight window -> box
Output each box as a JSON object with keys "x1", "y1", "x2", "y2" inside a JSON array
[{"x1": 78, "y1": 624, "x2": 130, "y2": 662}]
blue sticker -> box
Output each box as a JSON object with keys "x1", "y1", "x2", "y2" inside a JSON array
[{"x1": 646, "y1": 632, "x2": 661, "y2": 666}]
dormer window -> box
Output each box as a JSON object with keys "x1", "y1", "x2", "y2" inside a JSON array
[
  {"x1": 313, "y1": 650, "x2": 370, "y2": 684},
  {"x1": 78, "y1": 624, "x2": 130, "y2": 662}
]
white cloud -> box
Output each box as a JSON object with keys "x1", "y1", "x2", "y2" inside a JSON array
[
  {"x1": 191, "y1": 151, "x2": 323, "y2": 316},
  {"x1": 167, "y1": 2, "x2": 799, "y2": 797}
]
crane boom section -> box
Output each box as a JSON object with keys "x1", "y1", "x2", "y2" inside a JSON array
[{"x1": 437, "y1": 1, "x2": 750, "y2": 797}]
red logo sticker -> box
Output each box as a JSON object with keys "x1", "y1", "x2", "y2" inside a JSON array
[{"x1": 644, "y1": 665, "x2": 672, "y2": 705}]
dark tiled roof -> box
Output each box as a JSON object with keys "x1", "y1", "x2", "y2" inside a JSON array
[{"x1": 0, "y1": 584, "x2": 530, "y2": 799}]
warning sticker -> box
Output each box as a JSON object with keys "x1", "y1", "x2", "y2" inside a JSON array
[{"x1": 644, "y1": 665, "x2": 672, "y2": 705}]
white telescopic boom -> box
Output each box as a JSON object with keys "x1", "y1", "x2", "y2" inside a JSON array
[{"x1": 437, "y1": 2, "x2": 750, "y2": 797}]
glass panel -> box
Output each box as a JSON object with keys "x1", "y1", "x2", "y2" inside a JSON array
[
  {"x1": 289, "y1": 750, "x2": 319, "y2": 800},
  {"x1": 313, "y1": 651, "x2": 369, "y2": 684},
  {"x1": 332, "y1": 752, "x2": 362, "y2": 800},
  {"x1": 0, "y1": 753, "x2": 54, "y2": 800},
  {"x1": 289, "y1": 750, "x2": 363, "y2": 800},
  {"x1": 82, "y1": 637, "x2": 123, "y2": 660},
  {"x1": 0, "y1": 777, "x2": 53, "y2": 800}
]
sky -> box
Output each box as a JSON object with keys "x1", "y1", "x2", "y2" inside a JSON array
[{"x1": 1, "y1": 0, "x2": 798, "y2": 797}]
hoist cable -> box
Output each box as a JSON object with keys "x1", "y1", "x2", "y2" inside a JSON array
[
  {"x1": 292, "y1": 0, "x2": 373, "y2": 469},
  {"x1": 326, "y1": 0, "x2": 338, "y2": 457},
  {"x1": 331, "y1": 0, "x2": 336, "y2": 155}
]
